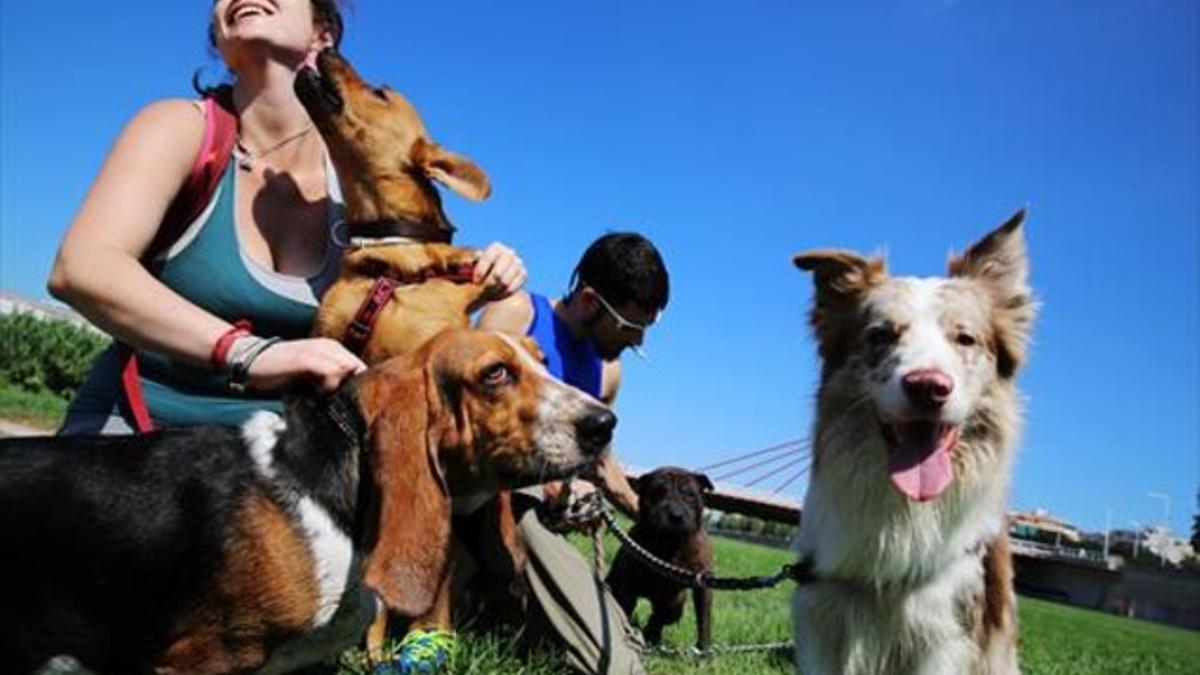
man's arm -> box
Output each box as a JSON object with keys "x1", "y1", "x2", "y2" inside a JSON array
[{"x1": 476, "y1": 290, "x2": 535, "y2": 335}]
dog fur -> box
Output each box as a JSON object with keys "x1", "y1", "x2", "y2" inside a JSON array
[{"x1": 790, "y1": 210, "x2": 1035, "y2": 675}]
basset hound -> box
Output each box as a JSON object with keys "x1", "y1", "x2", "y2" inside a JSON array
[{"x1": 0, "y1": 329, "x2": 615, "y2": 674}]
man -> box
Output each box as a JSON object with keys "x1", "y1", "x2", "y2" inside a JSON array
[{"x1": 476, "y1": 231, "x2": 670, "y2": 675}]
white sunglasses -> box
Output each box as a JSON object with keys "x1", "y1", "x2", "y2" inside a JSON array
[{"x1": 589, "y1": 289, "x2": 659, "y2": 359}]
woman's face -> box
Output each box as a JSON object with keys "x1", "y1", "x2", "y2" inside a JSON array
[{"x1": 211, "y1": 0, "x2": 333, "y2": 71}]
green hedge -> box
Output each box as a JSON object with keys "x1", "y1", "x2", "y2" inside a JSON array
[{"x1": 0, "y1": 312, "x2": 109, "y2": 399}]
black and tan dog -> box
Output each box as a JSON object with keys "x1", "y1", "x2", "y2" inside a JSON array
[
  {"x1": 606, "y1": 466, "x2": 715, "y2": 651},
  {"x1": 0, "y1": 329, "x2": 615, "y2": 675}
]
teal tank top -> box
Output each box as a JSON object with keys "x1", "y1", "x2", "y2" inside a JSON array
[{"x1": 135, "y1": 159, "x2": 343, "y2": 426}]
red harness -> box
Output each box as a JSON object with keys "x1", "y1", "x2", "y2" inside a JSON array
[{"x1": 341, "y1": 261, "x2": 477, "y2": 355}]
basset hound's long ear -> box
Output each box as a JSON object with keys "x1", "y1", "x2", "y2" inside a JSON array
[
  {"x1": 360, "y1": 360, "x2": 452, "y2": 619},
  {"x1": 412, "y1": 137, "x2": 491, "y2": 202}
]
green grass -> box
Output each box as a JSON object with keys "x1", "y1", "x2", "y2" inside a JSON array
[
  {"x1": 338, "y1": 532, "x2": 1199, "y2": 675},
  {"x1": 0, "y1": 382, "x2": 65, "y2": 430},
  {"x1": 1019, "y1": 595, "x2": 1200, "y2": 675}
]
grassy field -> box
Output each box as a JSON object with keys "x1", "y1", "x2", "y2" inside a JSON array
[{"x1": 338, "y1": 532, "x2": 1199, "y2": 675}]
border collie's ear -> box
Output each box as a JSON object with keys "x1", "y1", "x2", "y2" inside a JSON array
[
  {"x1": 949, "y1": 209, "x2": 1037, "y2": 378},
  {"x1": 358, "y1": 362, "x2": 451, "y2": 619},
  {"x1": 792, "y1": 249, "x2": 885, "y2": 369},
  {"x1": 413, "y1": 138, "x2": 491, "y2": 202},
  {"x1": 694, "y1": 472, "x2": 715, "y2": 492}
]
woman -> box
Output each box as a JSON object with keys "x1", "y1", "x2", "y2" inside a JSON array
[{"x1": 49, "y1": 0, "x2": 525, "y2": 433}]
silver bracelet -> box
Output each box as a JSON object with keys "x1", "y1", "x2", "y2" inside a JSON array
[{"x1": 226, "y1": 335, "x2": 281, "y2": 394}]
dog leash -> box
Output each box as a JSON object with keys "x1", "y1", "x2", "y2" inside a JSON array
[{"x1": 548, "y1": 491, "x2": 817, "y2": 590}]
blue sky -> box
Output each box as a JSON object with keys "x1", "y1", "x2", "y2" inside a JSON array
[{"x1": 1, "y1": 1, "x2": 1196, "y2": 537}]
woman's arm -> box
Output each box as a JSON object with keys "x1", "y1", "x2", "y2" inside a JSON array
[
  {"x1": 48, "y1": 99, "x2": 228, "y2": 362},
  {"x1": 48, "y1": 100, "x2": 364, "y2": 392}
]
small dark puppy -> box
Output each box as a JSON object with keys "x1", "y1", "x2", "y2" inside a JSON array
[{"x1": 606, "y1": 467, "x2": 715, "y2": 650}]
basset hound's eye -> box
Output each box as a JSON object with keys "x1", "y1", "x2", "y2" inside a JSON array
[
  {"x1": 372, "y1": 87, "x2": 389, "y2": 101},
  {"x1": 955, "y1": 331, "x2": 978, "y2": 348},
  {"x1": 481, "y1": 362, "x2": 514, "y2": 388}
]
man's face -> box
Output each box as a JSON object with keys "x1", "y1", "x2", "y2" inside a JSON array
[{"x1": 584, "y1": 289, "x2": 658, "y2": 361}]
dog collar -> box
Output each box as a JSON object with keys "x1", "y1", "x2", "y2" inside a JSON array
[
  {"x1": 345, "y1": 218, "x2": 455, "y2": 244},
  {"x1": 342, "y1": 264, "x2": 478, "y2": 355}
]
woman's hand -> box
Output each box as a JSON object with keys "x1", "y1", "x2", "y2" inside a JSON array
[
  {"x1": 474, "y1": 242, "x2": 527, "y2": 297},
  {"x1": 246, "y1": 337, "x2": 367, "y2": 393}
]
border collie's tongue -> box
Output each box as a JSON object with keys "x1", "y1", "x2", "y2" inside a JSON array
[{"x1": 887, "y1": 422, "x2": 958, "y2": 501}]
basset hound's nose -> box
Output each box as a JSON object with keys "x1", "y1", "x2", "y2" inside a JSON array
[{"x1": 576, "y1": 408, "x2": 617, "y2": 452}]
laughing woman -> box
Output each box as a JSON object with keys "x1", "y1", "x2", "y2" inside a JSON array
[{"x1": 48, "y1": 0, "x2": 525, "y2": 434}]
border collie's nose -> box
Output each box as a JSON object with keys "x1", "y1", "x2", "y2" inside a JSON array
[
  {"x1": 576, "y1": 408, "x2": 617, "y2": 451},
  {"x1": 902, "y1": 369, "x2": 954, "y2": 410}
]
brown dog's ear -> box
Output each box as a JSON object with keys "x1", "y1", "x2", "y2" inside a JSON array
[
  {"x1": 949, "y1": 209, "x2": 1037, "y2": 378},
  {"x1": 413, "y1": 138, "x2": 491, "y2": 202},
  {"x1": 693, "y1": 472, "x2": 715, "y2": 492},
  {"x1": 360, "y1": 364, "x2": 452, "y2": 619},
  {"x1": 792, "y1": 250, "x2": 885, "y2": 369}
]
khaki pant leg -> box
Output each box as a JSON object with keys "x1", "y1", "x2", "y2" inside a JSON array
[{"x1": 519, "y1": 510, "x2": 646, "y2": 675}]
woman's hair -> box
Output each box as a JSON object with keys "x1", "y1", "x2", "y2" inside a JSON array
[{"x1": 197, "y1": 0, "x2": 347, "y2": 95}]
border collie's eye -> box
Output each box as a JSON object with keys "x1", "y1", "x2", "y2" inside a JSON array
[
  {"x1": 956, "y1": 332, "x2": 977, "y2": 347},
  {"x1": 482, "y1": 363, "x2": 513, "y2": 387},
  {"x1": 372, "y1": 87, "x2": 388, "y2": 101},
  {"x1": 866, "y1": 324, "x2": 899, "y2": 347}
]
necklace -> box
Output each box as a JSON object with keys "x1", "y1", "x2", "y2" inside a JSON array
[{"x1": 233, "y1": 124, "x2": 315, "y2": 171}]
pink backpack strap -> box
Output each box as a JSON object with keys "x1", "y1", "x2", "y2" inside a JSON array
[
  {"x1": 144, "y1": 87, "x2": 238, "y2": 263},
  {"x1": 122, "y1": 88, "x2": 238, "y2": 433}
]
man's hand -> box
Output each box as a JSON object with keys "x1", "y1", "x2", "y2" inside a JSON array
[{"x1": 474, "y1": 242, "x2": 527, "y2": 298}]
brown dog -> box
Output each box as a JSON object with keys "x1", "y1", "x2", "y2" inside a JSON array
[
  {"x1": 296, "y1": 48, "x2": 494, "y2": 363},
  {"x1": 606, "y1": 467, "x2": 715, "y2": 651},
  {"x1": 294, "y1": 49, "x2": 530, "y2": 653}
]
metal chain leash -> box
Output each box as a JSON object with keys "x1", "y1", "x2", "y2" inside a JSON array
[
  {"x1": 537, "y1": 486, "x2": 806, "y2": 659},
  {"x1": 645, "y1": 642, "x2": 795, "y2": 658},
  {"x1": 595, "y1": 497, "x2": 815, "y2": 590}
]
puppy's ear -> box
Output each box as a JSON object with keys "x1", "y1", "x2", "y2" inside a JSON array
[
  {"x1": 628, "y1": 474, "x2": 644, "y2": 495},
  {"x1": 792, "y1": 250, "x2": 885, "y2": 369},
  {"x1": 693, "y1": 472, "x2": 715, "y2": 492},
  {"x1": 949, "y1": 209, "x2": 1037, "y2": 378},
  {"x1": 413, "y1": 138, "x2": 491, "y2": 202},
  {"x1": 359, "y1": 362, "x2": 451, "y2": 619}
]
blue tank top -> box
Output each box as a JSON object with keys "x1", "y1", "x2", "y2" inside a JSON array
[
  {"x1": 130, "y1": 159, "x2": 343, "y2": 426},
  {"x1": 526, "y1": 293, "x2": 602, "y2": 399}
]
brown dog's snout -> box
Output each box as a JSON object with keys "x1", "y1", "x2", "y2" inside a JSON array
[
  {"x1": 901, "y1": 369, "x2": 954, "y2": 410},
  {"x1": 576, "y1": 408, "x2": 617, "y2": 452}
]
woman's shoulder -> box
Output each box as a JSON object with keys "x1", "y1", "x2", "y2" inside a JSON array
[
  {"x1": 112, "y1": 98, "x2": 207, "y2": 160},
  {"x1": 124, "y1": 98, "x2": 206, "y2": 141}
]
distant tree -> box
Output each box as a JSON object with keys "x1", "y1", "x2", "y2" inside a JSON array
[{"x1": 1191, "y1": 487, "x2": 1200, "y2": 552}]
